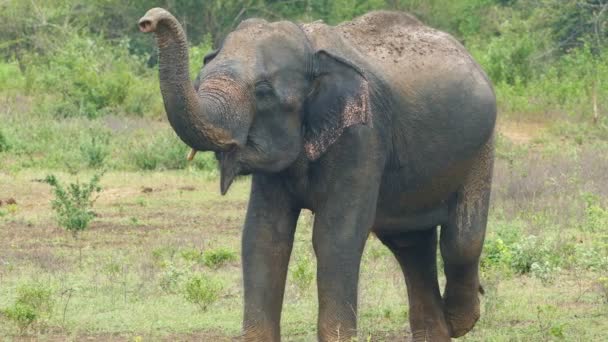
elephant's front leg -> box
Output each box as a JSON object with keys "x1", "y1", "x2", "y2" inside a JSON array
[
  {"x1": 241, "y1": 175, "x2": 300, "y2": 342},
  {"x1": 312, "y1": 176, "x2": 381, "y2": 341}
]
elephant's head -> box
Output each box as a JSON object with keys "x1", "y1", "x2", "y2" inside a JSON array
[{"x1": 139, "y1": 8, "x2": 371, "y2": 194}]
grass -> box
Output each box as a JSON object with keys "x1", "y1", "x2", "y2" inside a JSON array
[
  {"x1": 1, "y1": 119, "x2": 607, "y2": 340},
  {"x1": 1, "y1": 92, "x2": 607, "y2": 340}
]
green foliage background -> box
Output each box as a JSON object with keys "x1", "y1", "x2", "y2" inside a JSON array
[{"x1": 0, "y1": 0, "x2": 607, "y2": 172}]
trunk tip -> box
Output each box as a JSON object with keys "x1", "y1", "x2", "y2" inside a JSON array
[{"x1": 138, "y1": 8, "x2": 172, "y2": 33}]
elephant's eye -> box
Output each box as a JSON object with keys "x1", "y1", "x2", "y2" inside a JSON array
[{"x1": 254, "y1": 80, "x2": 274, "y2": 98}]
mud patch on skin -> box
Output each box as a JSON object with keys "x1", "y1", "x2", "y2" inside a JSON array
[
  {"x1": 456, "y1": 135, "x2": 494, "y2": 231},
  {"x1": 304, "y1": 80, "x2": 372, "y2": 160},
  {"x1": 336, "y1": 11, "x2": 468, "y2": 65}
]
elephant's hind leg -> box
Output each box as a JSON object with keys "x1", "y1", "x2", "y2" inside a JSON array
[
  {"x1": 440, "y1": 138, "x2": 494, "y2": 338},
  {"x1": 378, "y1": 229, "x2": 450, "y2": 342}
]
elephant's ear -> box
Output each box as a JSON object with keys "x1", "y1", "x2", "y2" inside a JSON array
[
  {"x1": 303, "y1": 50, "x2": 372, "y2": 160},
  {"x1": 194, "y1": 49, "x2": 221, "y2": 91},
  {"x1": 203, "y1": 49, "x2": 220, "y2": 65}
]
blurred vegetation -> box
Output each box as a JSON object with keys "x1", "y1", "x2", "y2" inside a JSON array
[{"x1": 0, "y1": 0, "x2": 607, "y2": 172}]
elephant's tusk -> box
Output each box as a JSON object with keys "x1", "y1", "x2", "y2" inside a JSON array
[{"x1": 187, "y1": 149, "x2": 198, "y2": 161}]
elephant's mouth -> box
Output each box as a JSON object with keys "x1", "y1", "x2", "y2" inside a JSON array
[
  {"x1": 187, "y1": 147, "x2": 241, "y2": 195},
  {"x1": 217, "y1": 147, "x2": 241, "y2": 195}
]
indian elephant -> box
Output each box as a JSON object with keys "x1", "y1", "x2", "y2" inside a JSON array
[{"x1": 139, "y1": 7, "x2": 496, "y2": 342}]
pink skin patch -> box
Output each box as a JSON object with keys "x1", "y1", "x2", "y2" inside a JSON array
[{"x1": 304, "y1": 81, "x2": 372, "y2": 160}]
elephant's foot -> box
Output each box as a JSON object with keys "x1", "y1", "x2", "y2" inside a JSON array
[
  {"x1": 317, "y1": 312, "x2": 357, "y2": 342},
  {"x1": 241, "y1": 320, "x2": 280, "y2": 342},
  {"x1": 410, "y1": 322, "x2": 451, "y2": 342},
  {"x1": 442, "y1": 286, "x2": 481, "y2": 338},
  {"x1": 408, "y1": 299, "x2": 451, "y2": 341}
]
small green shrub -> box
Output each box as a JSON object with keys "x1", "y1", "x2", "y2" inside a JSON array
[
  {"x1": 151, "y1": 246, "x2": 178, "y2": 266},
  {"x1": 180, "y1": 248, "x2": 204, "y2": 264},
  {"x1": 159, "y1": 262, "x2": 188, "y2": 294},
  {"x1": 2, "y1": 282, "x2": 54, "y2": 333},
  {"x1": 536, "y1": 305, "x2": 567, "y2": 340},
  {"x1": 80, "y1": 131, "x2": 111, "y2": 168},
  {"x1": 182, "y1": 273, "x2": 223, "y2": 312},
  {"x1": 510, "y1": 235, "x2": 543, "y2": 274},
  {"x1": 581, "y1": 192, "x2": 608, "y2": 232},
  {"x1": 0, "y1": 129, "x2": 10, "y2": 153},
  {"x1": 2, "y1": 303, "x2": 37, "y2": 333},
  {"x1": 202, "y1": 248, "x2": 237, "y2": 269},
  {"x1": 576, "y1": 244, "x2": 608, "y2": 272},
  {"x1": 481, "y1": 237, "x2": 513, "y2": 270},
  {"x1": 530, "y1": 261, "x2": 560, "y2": 284},
  {"x1": 44, "y1": 173, "x2": 102, "y2": 237},
  {"x1": 291, "y1": 254, "x2": 315, "y2": 293}
]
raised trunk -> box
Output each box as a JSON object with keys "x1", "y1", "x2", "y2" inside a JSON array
[{"x1": 139, "y1": 8, "x2": 237, "y2": 152}]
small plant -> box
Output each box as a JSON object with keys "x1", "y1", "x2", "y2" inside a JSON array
[
  {"x1": 291, "y1": 254, "x2": 315, "y2": 293},
  {"x1": 2, "y1": 303, "x2": 37, "y2": 334},
  {"x1": 581, "y1": 192, "x2": 608, "y2": 232},
  {"x1": 182, "y1": 273, "x2": 223, "y2": 312},
  {"x1": 80, "y1": 132, "x2": 110, "y2": 168},
  {"x1": 511, "y1": 235, "x2": 550, "y2": 274},
  {"x1": 180, "y1": 248, "x2": 204, "y2": 264},
  {"x1": 2, "y1": 282, "x2": 54, "y2": 334},
  {"x1": 536, "y1": 305, "x2": 566, "y2": 340},
  {"x1": 0, "y1": 129, "x2": 10, "y2": 152},
  {"x1": 44, "y1": 173, "x2": 102, "y2": 237},
  {"x1": 158, "y1": 262, "x2": 188, "y2": 294},
  {"x1": 481, "y1": 237, "x2": 513, "y2": 271},
  {"x1": 202, "y1": 248, "x2": 237, "y2": 269},
  {"x1": 530, "y1": 261, "x2": 560, "y2": 285}
]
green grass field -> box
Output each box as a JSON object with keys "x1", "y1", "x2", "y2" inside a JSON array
[{"x1": 1, "y1": 114, "x2": 607, "y2": 341}]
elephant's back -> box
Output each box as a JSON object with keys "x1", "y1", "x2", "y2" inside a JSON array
[{"x1": 336, "y1": 11, "x2": 475, "y2": 81}]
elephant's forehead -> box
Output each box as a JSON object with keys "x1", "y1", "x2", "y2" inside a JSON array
[
  {"x1": 220, "y1": 21, "x2": 309, "y2": 62},
  {"x1": 209, "y1": 25, "x2": 309, "y2": 85}
]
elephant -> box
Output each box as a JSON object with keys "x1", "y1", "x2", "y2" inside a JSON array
[{"x1": 139, "y1": 7, "x2": 496, "y2": 342}]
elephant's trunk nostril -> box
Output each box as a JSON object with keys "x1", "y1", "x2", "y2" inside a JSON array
[{"x1": 138, "y1": 19, "x2": 154, "y2": 33}]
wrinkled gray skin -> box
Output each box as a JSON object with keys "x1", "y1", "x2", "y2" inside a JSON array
[{"x1": 139, "y1": 8, "x2": 496, "y2": 341}]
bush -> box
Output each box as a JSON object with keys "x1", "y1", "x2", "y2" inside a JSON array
[
  {"x1": 2, "y1": 282, "x2": 54, "y2": 334},
  {"x1": 180, "y1": 248, "x2": 204, "y2": 264},
  {"x1": 2, "y1": 304, "x2": 37, "y2": 334},
  {"x1": 581, "y1": 192, "x2": 608, "y2": 232},
  {"x1": 80, "y1": 130, "x2": 111, "y2": 168},
  {"x1": 131, "y1": 132, "x2": 189, "y2": 171},
  {"x1": 159, "y1": 262, "x2": 189, "y2": 295},
  {"x1": 44, "y1": 173, "x2": 103, "y2": 237},
  {"x1": 182, "y1": 273, "x2": 223, "y2": 312},
  {"x1": 202, "y1": 248, "x2": 237, "y2": 269},
  {"x1": 481, "y1": 237, "x2": 513, "y2": 270},
  {"x1": 27, "y1": 36, "x2": 155, "y2": 119},
  {"x1": 0, "y1": 129, "x2": 10, "y2": 153}
]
